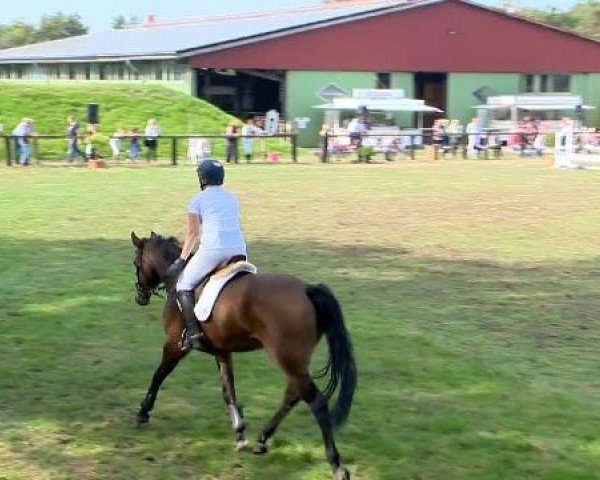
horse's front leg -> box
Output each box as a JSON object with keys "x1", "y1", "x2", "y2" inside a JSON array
[
  {"x1": 136, "y1": 341, "x2": 187, "y2": 426},
  {"x1": 215, "y1": 353, "x2": 247, "y2": 450}
]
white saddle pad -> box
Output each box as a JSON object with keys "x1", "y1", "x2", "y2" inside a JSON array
[{"x1": 194, "y1": 261, "x2": 257, "y2": 322}]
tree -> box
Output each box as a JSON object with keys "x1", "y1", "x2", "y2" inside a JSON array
[
  {"x1": 0, "y1": 13, "x2": 87, "y2": 50},
  {"x1": 0, "y1": 22, "x2": 37, "y2": 49},
  {"x1": 516, "y1": 7, "x2": 578, "y2": 30},
  {"x1": 571, "y1": 1, "x2": 600, "y2": 37},
  {"x1": 35, "y1": 13, "x2": 87, "y2": 42},
  {"x1": 112, "y1": 15, "x2": 141, "y2": 30},
  {"x1": 515, "y1": 1, "x2": 600, "y2": 39}
]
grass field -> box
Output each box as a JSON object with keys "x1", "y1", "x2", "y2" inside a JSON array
[{"x1": 2, "y1": 160, "x2": 600, "y2": 480}]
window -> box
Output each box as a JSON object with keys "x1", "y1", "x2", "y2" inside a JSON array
[
  {"x1": 376, "y1": 72, "x2": 391, "y2": 89},
  {"x1": 540, "y1": 74, "x2": 549, "y2": 92},
  {"x1": 174, "y1": 63, "x2": 184, "y2": 81},
  {"x1": 522, "y1": 74, "x2": 571, "y2": 93},
  {"x1": 525, "y1": 74, "x2": 535, "y2": 93},
  {"x1": 552, "y1": 74, "x2": 570, "y2": 93}
]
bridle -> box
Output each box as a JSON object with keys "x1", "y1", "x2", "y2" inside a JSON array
[{"x1": 134, "y1": 252, "x2": 166, "y2": 301}]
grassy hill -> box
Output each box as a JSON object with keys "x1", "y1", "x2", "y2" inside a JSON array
[{"x1": 0, "y1": 82, "x2": 292, "y2": 161}]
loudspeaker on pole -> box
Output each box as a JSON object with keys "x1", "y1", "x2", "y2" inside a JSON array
[{"x1": 87, "y1": 103, "x2": 99, "y2": 125}]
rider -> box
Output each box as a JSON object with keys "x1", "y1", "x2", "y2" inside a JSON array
[{"x1": 166, "y1": 159, "x2": 247, "y2": 351}]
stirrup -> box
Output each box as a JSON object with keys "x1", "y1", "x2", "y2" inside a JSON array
[{"x1": 179, "y1": 328, "x2": 209, "y2": 352}]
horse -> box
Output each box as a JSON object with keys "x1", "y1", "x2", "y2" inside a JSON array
[{"x1": 130, "y1": 231, "x2": 357, "y2": 480}]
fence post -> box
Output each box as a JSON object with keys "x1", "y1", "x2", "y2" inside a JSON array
[
  {"x1": 484, "y1": 133, "x2": 489, "y2": 160},
  {"x1": 410, "y1": 134, "x2": 415, "y2": 160},
  {"x1": 171, "y1": 137, "x2": 177, "y2": 165},
  {"x1": 4, "y1": 135, "x2": 11, "y2": 166},
  {"x1": 291, "y1": 134, "x2": 298, "y2": 163},
  {"x1": 33, "y1": 137, "x2": 40, "y2": 164},
  {"x1": 320, "y1": 133, "x2": 328, "y2": 163},
  {"x1": 462, "y1": 134, "x2": 468, "y2": 159}
]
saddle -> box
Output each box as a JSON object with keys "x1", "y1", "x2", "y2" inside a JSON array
[
  {"x1": 195, "y1": 255, "x2": 247, "y2": 292},
  {"x1": 193, "y1": 255, "x2": 257, "y2": 322}
]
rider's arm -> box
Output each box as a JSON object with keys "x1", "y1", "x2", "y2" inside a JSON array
[{"x1": 179, "y1": 213, "x2": 201, "y2": 261}]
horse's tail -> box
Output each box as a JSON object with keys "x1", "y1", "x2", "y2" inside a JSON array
[{"x1": 306, "y1": 283, "x2": 357, "y2": 428}]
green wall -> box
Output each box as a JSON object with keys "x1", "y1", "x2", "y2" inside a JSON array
[
  {"x1": 286, "y1": 70, "x2": 377, "y2": 147},
  {"x1": 391, "y1": 72, "x2": 415, "y2": 127},
  {"x1": 572, "y1": 73, "x2": 600, "y2": 126},
  {"x1": 447, "y1": 73, "x2": 521, "y2": 125}
]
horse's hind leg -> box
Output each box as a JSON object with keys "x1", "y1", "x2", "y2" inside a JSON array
[
  {"x1": 136, "y1": 341, "x2": 187, "y2": 426},
  {"x1": 253, "y1": 381, "x2": 300, "y2": 454},
  {"x1": 215, "y1": 353, "x2": 247, "y2": 450},
  {"x1": 300, "y1": 376, "x2": 350, "y2": 480}
]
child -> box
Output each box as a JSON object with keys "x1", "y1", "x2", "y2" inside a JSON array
[
  {"x1": 129, "y1": 127, "x2": 140, "y2": 162},
  {"x1": 110, "y1": 128, "x2": 124, "y2": 163},
  {"x1": 84, "y1": 125, "x2": 96, "y2": 161}
]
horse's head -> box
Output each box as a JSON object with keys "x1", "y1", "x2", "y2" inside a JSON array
[{"x1": 131, "y1": 231, "x2": 162, "y2": 306}]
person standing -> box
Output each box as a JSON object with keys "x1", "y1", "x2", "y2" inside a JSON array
[
  {"x1": 11, "y1": 118, "x2": 34, "y2": 166},
  {"x1": 241, "y1": 118, "x2": 261, "y2": 162},
  {"x1": 225, "y1": 120, "x2": 240, "y2": 164},
  {"x1": 466, "y1": 117, "x2": 482, "y2": 157},
  {"x1": 110, "y1": 127, "x2": 125, "y2": 163},
  {"x1": 66, "y1": 116, "x2": 86, "y2": 163},
  {"x1": 144, "y1": 118, "x2": 161, "y2": 162},
  {"x1": 129, "y1": 127, "x2": 141, "y2": 162}
]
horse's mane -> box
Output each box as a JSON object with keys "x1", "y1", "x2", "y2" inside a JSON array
[{"x1": 146, "y1": 234, "x2": 182, "y2": 259}]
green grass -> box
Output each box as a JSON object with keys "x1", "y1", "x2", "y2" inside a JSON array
[
  {"x1": 2, "y1": 160, "x2": 600, "y2": 479},
  {"x1": 0, "y1": 82, "x2": 294, "y2": 161}
]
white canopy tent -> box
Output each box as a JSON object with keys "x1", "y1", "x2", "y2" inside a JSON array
[
  {"x1": 473, "y1": 94, "x2": 596, "y2": 131},
  {"x1": 313, "y1": 97, "x2": 443, "y2": 130}
]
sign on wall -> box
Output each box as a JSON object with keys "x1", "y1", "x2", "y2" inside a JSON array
[{"x1": 352, "y1": 89, "x2": 406, "y2": 100}]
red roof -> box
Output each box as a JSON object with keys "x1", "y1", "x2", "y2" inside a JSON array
[{"x1": 189, "y1": 0, "x2": 600, "y2": 73}]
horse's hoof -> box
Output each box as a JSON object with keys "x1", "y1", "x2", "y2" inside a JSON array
[
  {"x1": 334, "y1": 467, "x2": 351, "y2": 480},
  {"x1": 253, "y1": 442, "x2": 268, "y2": 455},
  {"x1": 134, "y1": 412, "x2": 150, "y2": 428},
  {"x1": 236, "y1": 439, "x2": 249, "y2": 451}
]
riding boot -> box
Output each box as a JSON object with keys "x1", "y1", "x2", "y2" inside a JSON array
[{"x1": 176, "y1": 290, "x2": 210, "y2": 352}]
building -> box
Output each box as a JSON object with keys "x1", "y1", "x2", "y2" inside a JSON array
[{"x1": 1, "y1": 0, "x2": 600, "y2": 146}]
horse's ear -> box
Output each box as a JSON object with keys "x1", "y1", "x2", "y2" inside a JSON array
[
  {"x1": 150, "y1": 231, "x2": 158, "y2": 238},
  {"x1": 131, "y1": 231, "x2": 143, "y2": 248}
]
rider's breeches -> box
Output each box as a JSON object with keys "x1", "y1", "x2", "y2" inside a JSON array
[{"x1": 176, "y1": 248, "x2": 246, "y2": 292}]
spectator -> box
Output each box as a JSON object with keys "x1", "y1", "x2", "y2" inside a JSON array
[
  {"x1": 129, "y1": 127, "x2": 141, "y2": 161},
  {"x1": 66, "y1": 116, "x2": 86, "y2": 163},
  {"x1": 447, "y1": 119, "x2": 463, "y2": 154},
  {"x1": 225, "y1": 120, "x2": 240, "y2": 164},
  {"x1": 110, "y1": 128, "x2": 125, "y2": 163},
  {"x1": 518, "y1": 118, "x2": 538, "y2": 156},
  {"x1": 84, "y1": 125, "x2": 97, "y2": 161},
  {"x1": 241, "y1": 118, "x2": 262, "y2": 162},
  {"x1": 466, "y1": 117, "x2": 482, "y2": 157},
  {"x1": 144, "y1": 118, "x2": 161, "y2": 162},
  {"x1": 11, "y1": 117, "x2": 34, "y2": 166},
  {"x1": 347, "y1": 116, "x2": 366, "y2": 150}
]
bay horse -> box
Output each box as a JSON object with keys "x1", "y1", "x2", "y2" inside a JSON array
[{"x1": 131, "y1": 231, "x2": 357, "y2": 480}]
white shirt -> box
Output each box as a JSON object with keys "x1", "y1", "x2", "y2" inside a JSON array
[
  {"x1": 145, "y1": 125, "x2": 161, "y2": 139},
  {"x1": 347, "y1": 119, "x2": 362, "y2": 134},
  {"x1": 187, "y1": 186, "x2": 246, "y2": 253}
]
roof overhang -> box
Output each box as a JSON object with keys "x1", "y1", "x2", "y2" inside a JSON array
[{"x1": 0, "y1": 54, "x2": 179, "y2": 64}]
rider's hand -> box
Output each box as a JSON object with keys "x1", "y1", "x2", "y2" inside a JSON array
[{"x1": 165, "y1": 258, "x2": 186, "y2": 279}]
